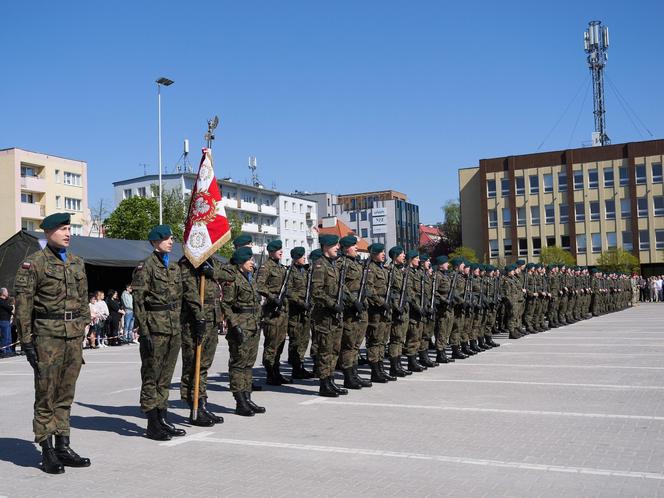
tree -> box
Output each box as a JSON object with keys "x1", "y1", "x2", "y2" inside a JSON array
[
  {"x1": 162, "y1": 188, "x2": 189, "y2": 241},
  {"x1": 448, "y1": 246, "x2": 478, "y2": 263},
  {"x1": 539, "y1": 246, "x2": 576, "y2": 266},
  {"x1": 596, "y1": 248, "x2": 640, "y2": 274},
  {"x1": 217, "y1": 211, "x2": 244, "y2": 259},
  {"x1": 104, "y1": 196, "x2": 159, "y2": 240},
  {"x1": 431, "y1": 199, "x2": 462, "y2": 257}
]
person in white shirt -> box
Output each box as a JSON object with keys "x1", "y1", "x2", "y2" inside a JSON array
[{"x1": 94, "y1": 291, "x2": 109, "y2": 347}]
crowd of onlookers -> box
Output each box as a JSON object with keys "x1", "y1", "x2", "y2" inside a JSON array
[
  {"x1": 637, "y1": 275, "x2": 664, "y2": 302},
  {"x1": 85, "y1": 284, "x2": 137, "y2": 348}
]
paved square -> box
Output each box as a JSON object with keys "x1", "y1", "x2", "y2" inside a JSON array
[{"x1": 1, "y1": 304, "x2": 664, "y2": 497}]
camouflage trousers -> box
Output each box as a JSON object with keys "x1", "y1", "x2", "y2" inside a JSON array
[
  {"x1": 435, "y1": 306, "x2": 454, "y2": 351},
  {"x1": 405, "y1": 317, "x2": 423, "y2": 356},
  {"x1": 32, "y1": 335, "x2": 83, "y2": 443},
  {"x1": 262, "y1": 310, "x2": 288, "y2": 365},
  {"x1": 287, "y1": 309, "x2": 311, "y2": 363},
  {"x1": 558, "y1": 294, "x2": 568, "y2": 322},
  {"x1": 313, "y1": 312, "x2": 343, "y2": 379},
  {"x1": 227, "y1": 326, "x2": 260, "y2": 393},
  {"x1": 449, "y1": 306, "x2": 465, "y2": 346},
  {"x1": 340, "y1": 311, "x2": 368, "y2": 369},
  {"x1": 366, "y1": 308, "x2": 390, "y2": 363},
  {"x1": 180, "y1": 321, "x2": 219, "y2": 402},
  {"x1": 420, "y1": 317, "x2": 435, "y2": 351},
  {"x1": 140, "y1": 332, "x2": 181, "y2": 412},
  {"x1": 388, "y1": 313, "x2": 409, "y2": 358}
]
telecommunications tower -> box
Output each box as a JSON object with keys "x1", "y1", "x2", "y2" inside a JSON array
[{"x1": 584, "y1": 20, "x2": 610, "y2": 146}]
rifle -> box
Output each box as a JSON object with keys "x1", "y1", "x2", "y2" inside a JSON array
[
  {"x1": 273, "y1": 264, "x2": 292, "y2": 313},
  {"x1": 303, "y1": 263, "x2": 314, "y2": 317},
  {"x1": 429, "y1": 271, "x2": 438, "y2": 319},
  {"x1": 468, "y1": 273, "x2": 476, "y2": 309},
  {"x1": 419, "y1": 271, "x2": 425, "y2": 319},
  {"x1": 462, "y1": 272, "x2": 471, "y2": 310},
  {"x1": 477, "y1": 276, "x2": 484, "y2": 310},
  {"x1": 256, "y1": 244, "x2": 267, "y2": 272},
  {"x1": 447, "y1": 270, "x2": 458, "y2": 304},
  {"x1": 397, "y1": 266, "x2": 410, "y2": 315},
  {"x1": 335, "y1": 257, "x2": 348, "y2": 323},
  {"x1": 356, "y1": 257, "x2": 371, "y2": 315},
  {"x1": 383, "y1": 264, "x2": 396, "y2": 317}
]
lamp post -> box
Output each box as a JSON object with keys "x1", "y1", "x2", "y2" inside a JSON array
[{"x1": 156, "y1": 77, "x2": 174, "y2": 224}]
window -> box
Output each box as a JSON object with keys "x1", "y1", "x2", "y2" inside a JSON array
[
  {"x1": 361, "y1": 228, "x2": 368, "y2": 238},
  {"x1": 71, "y1": 224, "x2": 83, "y2": 236},
  {"x1": 559, "y1": 203, "x2": 569, "y2": 223},
  {"x1": 283, "y1": 200, "x2": 288, "y2": 211},
  {"x1": 620, "y1": 198, "x2": 631, "y2": 218},
  {"x1": 636, "y1": 164, "x2": 647, "y2": 185},
  {"x1": 504, "y1": 238, "x2": 513, "y2": 256},
  {"x1": 54, "y1": 169, "x2": 60, "y2": 183},
  {"x1": 517, "y1": 207, "x2": 526, "y2": 226},
  {"x1": 21, "y1": 166, "x2": 37, "y2": 177},
  {"x1": 515, "y1": 177, "x2": 525, "y2": 195},
  {"x1": 588, "y1": 169, "x2": 598, "y2": 188},
  {"x1": 605, "y1": 199, "x2": 615, "y2": 220},
  {"x1": 639, "y1": 230, "x2": 650, "y2": 250},
  {"x1": 623, "y1": 231, "x2": 633, "y2": 251},
  {"x1": 350, "y1": 212, "x2": 357, "y2": 222},
  {"x1": 637, "y1": 197, "x2": 648, "y2": 218},
  {"x1": 655, "y1": 196, "x2": 664, "y2": 217},
  {"x1": 292, "y1": 202, "x2": 296, "y2": 211},
  {"x1": 545, "y1": 204, "x2": 555, "y2": 224},
  {"x1": 360, "y1": 210, "x2": 367, "y2": 221},
  {"x1": 137, "y1": 187, "x2": 147, "y2": 197},
  {"x1": 21, "y1": 192, "x2": 34, "y2": 203},
  {"x1": 501, "y1": 178, "x2": 510, "y2": 197},
  {"x1": 530, "y1": 206, "x2": 540, "y2": 225},
  {"x1": 558, "y1": 172, "x2": 568, "y2": 192},
  {"x1": 603, "y1": 167, "x2": 614, "y2": 187},
  {"x1": 575, "y1": 202, "x2": 585, "y2": 222},
  {"x1": 532, "y1": 237, "x2": 541, "y2": 256},
  {"x1": 591, "y1": 232, "x2": 602, "y2": 253},
  {"x1": 65, "y1": 197, "x2": 81, "y2": 211},
  {"x1": 55, "y1": 195, "x2": 61, "y2": 208},
  {"x1": 518, "y1": 238, "x2": 528, "y2": 256},
  {"x1": 619, "y1": 166, "x2": 629, "y2": 186},
  {"x1": 299, "y1": 203, "x2": 303, "y2": 213},
  {"x1": 561, "y1": 235, "x2": 571, "y2": 251},
  {"x1": 543, "y1": 174, "x2": 553, "y2": 193},
  {"x1": 657, "y1": 230, "x2": 664, "y2": 250},
  {"x1": 606, "y1": 231, "x2": 617, "y2": 249},
  {"x1": 22, "y1": 219, "x2": 36, "y2": 231},
  {"x1": 488, "y1": 209, "x2": 498, "y2": 228},
  {"x1": 284, "y1": 220, "x2": 289, "y2": 229},
  {"x1": 123, "y1": 189, "x2": 132, "y2": 199},
  {"x1": 546, "y1": 236, "x2": 556, "y2": 247},
  {"x1": 653, "y1": 163, "x2": 663, "y2": 183},
  {"x1": 589, "y1": 201, "x2": 600, "y2": 221},
  {"x1": 489, "y1": 239, "x2": 499, "y2": 258},
  {"x1": 502, "y1": 207, "x2": 511, "y2": 227},
  {"x1": 300, "y1": 222, "x2": 304, "y2": 231},
  {"x1": 487, "y1": 180, "x2": 497, "y2": 198},
  {"x1": 63, "y1": 172, "x2": 82, "y2": 186},
  {"x1": 576, "y1": 234, "x2": 587, "y2": 253},
  {"x1": 529, "y1": 175, "x2": 539, "y2": 195},
  {"x1": 574, "y1": 170, "x2": 584, "y2": 190}
]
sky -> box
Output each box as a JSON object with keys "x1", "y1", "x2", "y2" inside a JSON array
[{"x1": 2, "y1": 0, "x2": 663, "y2": 224}]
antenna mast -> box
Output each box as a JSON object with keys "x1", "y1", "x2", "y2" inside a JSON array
[
  {"x1": 248, "y1": 156, "x2": 262, "y2": 187},
  {"x1": 584, "y1": 20, "x2": 610, "y2": 146}
]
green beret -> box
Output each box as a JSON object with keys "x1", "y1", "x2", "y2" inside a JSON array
[
  {"x1": 449, "y1": 257, "x2": 464, "y2": 267},
  {"x1": 388, "y1": 246, "x2": 404, "y2": 260},
  {"x1": 233, "y1": 234, "x2": 252, "y2": 248},
  {"x1": 309, "y1": 248, "x2": 323, "y2": 261},
  {"x1": 516, "y1": 259, "x2": 526, "y2": 266},
  {"x1": 506, "y1": 264, "x2": 517, "y2": 272},
  {"x1": 267, "y1": 239, "x2": 282, "y2": 252},
  {"x1": 406, "y1": 249, "x2": 419, "y2": 260},
  {"x1": 369, "y1": 243, "x2": 385, "y2": 254},
  {"x1": 319, "y1": 234, "x2": 339, "y2": 247},
  {"x1": 231, "y1": 246, "x2": 253, "y2": 265},
  {"x1": 148, "y1": 224, "x2": 173, "y2": 241},
  {"x1": 40, "y1": 212, "x2": 71, "y2": 230},
  {"x1": 435, "y1": 255, "x2": 448, "y2": 265},
  {"x1": 469, "y1": 263, "x2": 479, "y2": 271},
  {"x1": 339, "y1": 235, "x2": 357, "y2": 248},
  {"x1": 590, "y1": 268, "x2": 598, "y2": 273},
  {"x1": 419, "y1": 253, "x2": 430, "y2": 261},
  {"x1": 525, "y1": 263, "x2": 534, "y2": 270},
  {"x1": 290, "y1": 246, "x2": 305, "y2": 260}
]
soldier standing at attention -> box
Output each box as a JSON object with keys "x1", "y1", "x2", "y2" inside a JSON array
[
  {"x1": 307, "y1": 248, "x2": 323, "y2": 372},
  {"x1": 386, "y1": 246, "x2": 408, "y2": 379},
  {"x1": 433, "y1": 255, "x2": 455, "y2": 364},
  {"x1": 220, "y1": 246, "x2": 265, "y2": 416},
  {"x1": 132, "y1": 225, "x2": 189, "y2": 441},
  {"x1": 15, "y1": 213, "x2": 91, "y2": 474},
  {"x1": 364, "y1": 243, "x2": 393, "y2": 383},
  {"x1": 179, "y1": 256, "x2": 224, "y2": 426},
  {"x1": 418, "y1": 254, "x2": 437, "y2": 367},
  {"x1": 404, "y1": 250, "x2": 428, "y2": 372},
  {"x1": 286, "y1": 246, "x2": 314, "y2": 379},
  {"x1": 256, "y1": 239, "x2": 292, "y2": 386}
]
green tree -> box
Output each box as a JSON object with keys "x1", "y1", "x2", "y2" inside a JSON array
[
  {"x1": 448, "y1": 246, "x2": 478, "y2": 263},
  {"x1": 596, "y1": 248, "x2": 640, "y2": 274},
  {"x1": 104, "y1": 196, "x2": 159, "y2": 240},
  {"x1": 162, "y1": 188, "x2": 189, "y2": 241},
  {"x1": 431, "y1": 199, "x2": 462, "y2": 257},
  {"x1": 539, "y1": 246, "x2": 576, "y2": 266},
  {"x1": 217, "y1": 211, "x2": 244, "y2": 259}
]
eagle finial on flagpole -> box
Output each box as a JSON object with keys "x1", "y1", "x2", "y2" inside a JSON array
[{"x1": 205, "y1": 115, "x2": 219, "y2": 149}]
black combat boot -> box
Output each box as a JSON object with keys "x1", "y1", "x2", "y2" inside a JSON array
[
  {"x1": 40, "y1": 436, "x2": 65, "y2": 474},
  {"x1": 189, "y1": 404, "x2": 215, "y2": 427},
  {"x1": 146, "y1": 408, "x2": 172, "y2": 441},
  {"x1": 379, "y1": 359, "x2": 397, "y2": 380},
  {"x1": 244, "y1": 392, "x2": 266, "y2": 413},
  {"x1": 54, "y1": 436, "x2": 91, "y2": 467},
  {"x1": 389, "y1": 357, "x2": 408, "y2": 377},
  {"x1": 370, "y1": 362, "x2": 389, "y2": 383},
  {"x1": 251, "y1": 382, "x2": 263, "y2": 391},
  {"x1": 291, "y1": 357, "x2": 315, "y2": 379},
  {"x1": 470, "y1": 339, "x2": 483, "y2": 352},
  {"x1": 234, "y1": 392, "x2": 255, "y2": 416},
  {"x1": 509, "y1": 329, "x2": 522, "y2": 339},
  {"x1": 476, "y1": 337, "x2": 491, "y2": 350},
  {"x1": 451, "y1": 345, "x2": 467, "y2": 359},
  {"x1": 485, "y1": 335, "x2": 500, "y2": 348},
  {"x1": 273, "y1": 360, "x2": 292, "y2": 385},
  {"x1": 407, "y1": 355, "x2": 424, "y2": 372},
  {"x1": 329, "y1": 375, "x2": 349, "y2": 395},
  {"x1": 461, "y1": 342, "x2": 476, "y2": 355},
  {"x1": 199, "y1": 398, "x2": 224, "y2": 424},
  {"x1": 264, "y1": 361, "x2": 279, "y2": 385},
  {"x1": 158, "y1": 408, "x2": 186, "y2": 436},
  {"x1": 343, "y1": 367, "x2": 363, "y2": 389},
  {"x1": 419, "y1": 350, "x2": 438, "y2": 367},
  {"x1": 353, "y1": 365, "x2": 372, "y2": 387},
  {"x1": 436, "y1": 349, "x2": 451, "y2": 363},
  {"x1": 319, "y1": 377, "x2": 339, "y2": 397}
]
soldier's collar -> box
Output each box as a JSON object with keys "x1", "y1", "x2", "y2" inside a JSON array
[{"x1": 46, "y1": 244, "x2": 67, "y2": 263}]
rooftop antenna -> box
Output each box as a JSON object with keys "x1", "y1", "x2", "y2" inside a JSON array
[
  {"x1": 175, "y1": 139, "x2": 193, "y2": 172},
  {"x1": 205, "y1": 116, "x2": 219, "y2": 149},
  {"x1": 584, "y1": 20, "x2": 610, "y2": 146},
  {"x1": 139, "y1": 163, "x2": 149, "y2": 175},
  {"x1": 248, "y1": 156, "x2": 263, "y2": 187}
]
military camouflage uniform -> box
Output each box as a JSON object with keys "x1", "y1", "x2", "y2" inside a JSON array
[
  {"x1": 365, "y1": 260, "x2": 391, "y2": 364},
  {"x1": 255, "y1": 257, "x2": 289, "y2": 368},
  {"x1": 339, "y1": 255, "x2": 369, "y2": 369},
  {"x1": 388, "y1": 264, "x2": 410, "y2": 358},
  {"x1": 286, "y1": 262, "x2": 311, "y2": 364}
]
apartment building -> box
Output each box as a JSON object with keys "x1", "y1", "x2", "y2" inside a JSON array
[
  {"x1": 459, "y1": 139, "x2": 664, "y2": 270},
  {"x1": 0, "y1": 148, "x2": 89, "y2": 243}
]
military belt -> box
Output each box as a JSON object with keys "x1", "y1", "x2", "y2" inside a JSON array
[
  {"x1": 204, "y1": 299, "x2": 218, "y2": 305},
  {"x1": 145, "y1": 302, "x2": 179, "y2": 311},
  {"x1": 233, "y1": 306, "x2": 259, "y2": 314},
  {"x1": 34, "y1": 311, "x2": 81, "y2": 321}
]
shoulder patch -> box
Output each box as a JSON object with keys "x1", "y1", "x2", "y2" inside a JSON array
[
  {"x1": 315, "y1": 264, "x2": 322, "y2": 268},
  {"x1": 136, "y1": 264, "x2": 144, "y2": 271},
  {"x1": 22, "y1": 262, "x2": 31, "y2": 269}
]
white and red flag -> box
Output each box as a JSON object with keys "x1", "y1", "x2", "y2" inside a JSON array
[{"x1": 183, "y1": 148, "x2": 231, "y2": 268}]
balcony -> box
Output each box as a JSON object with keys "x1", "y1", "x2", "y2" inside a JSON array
[
  {"x1": 241, "y1": 222, "x2": 259, "y2": 233},
  {"x1": 21, "y1": 176, "x2": 47, "y2": 193},
  {"x1": 20, "y1": 202, "x2": 45, "y2": 219},
  {"x1": 261, "y1": 225, "x2": 278, "y2": 235},
  {"x1": 260, "y1": 205, "x2": 278, "y2": 216},
  {"x1": 239, "y1": 200, "x2": 259, "y2": 213}
]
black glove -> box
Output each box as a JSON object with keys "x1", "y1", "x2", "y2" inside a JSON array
[
  {"x1": 139, "y1": 335, "x2": 154, "y2": 355},
  {"x1": 381, "y1": 301, "x2": 391, "y2": 314},
  {"x1": 270, "y1": 296, "x2": 283, "y2": 308},
  {"x1": 200, "y1": 262, "x2": 215, "y2": 279},
  {"x1": 353, "y1": 300, "x2": 364, "y2": 314},
  {"x1": 228, "y1": 325, "x2": 245, "y2": 344},
  {"x1": 22, "y1": 343, "x2": 39, "y2": 375},
  {"x1": 333, "y1": 302, "x2": 344, "y2": 314},
  {"x1": 193, "y1": 319, "x2": 206, "y2": 342}
]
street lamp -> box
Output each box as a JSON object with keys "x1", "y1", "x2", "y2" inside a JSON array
[{"x1": 156, "y1": 77, "x2": 174, "y2": 224}]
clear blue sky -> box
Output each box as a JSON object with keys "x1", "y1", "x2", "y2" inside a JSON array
[{"x1": 2, "y1": 0, "x2": 663, "y2": 223}]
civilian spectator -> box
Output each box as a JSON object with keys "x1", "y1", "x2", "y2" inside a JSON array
[
  {"x1": 657, "y1": 276, "x2": 663, "y2": 302},
  {"x1": 105, "y1": 289, "x2": 124, "y2": 346},
  {"x1": 121, "y1": 284, "x2": 135, "y2": 344},
  {"x1": 94, "y1": 290, "x2": 109, "y2": 347},
  {"x1": 650, "y1": 277, "x2": 659, "y2": 303},
  {"x1": 86, "y1": 293, "x2": 98, "y2": 349},
  {"x1": 0, "y1": 288, "x2": 13, "y2": 357}
]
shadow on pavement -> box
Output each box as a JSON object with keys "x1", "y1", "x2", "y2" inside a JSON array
[
  {"x1": 70, "y1": 414, "x2": 144, "y2": 438},
  {"x1": 0, "y1": 438, "x2": 41, "y2": 468}
]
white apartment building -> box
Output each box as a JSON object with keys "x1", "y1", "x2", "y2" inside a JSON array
[{"x1": 278, "y1": 194, "x2": 318, "y2": 265}]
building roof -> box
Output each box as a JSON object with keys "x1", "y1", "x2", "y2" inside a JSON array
[
  {"x1": 317, "y1": 218, "x2": 370, "y2": 252},
  {"x1": 0, "y1": 147, "x2": 86, "y2": 164},
  {"x1": 419, "y1": 224, "x2": 441, "y2": 248}
]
